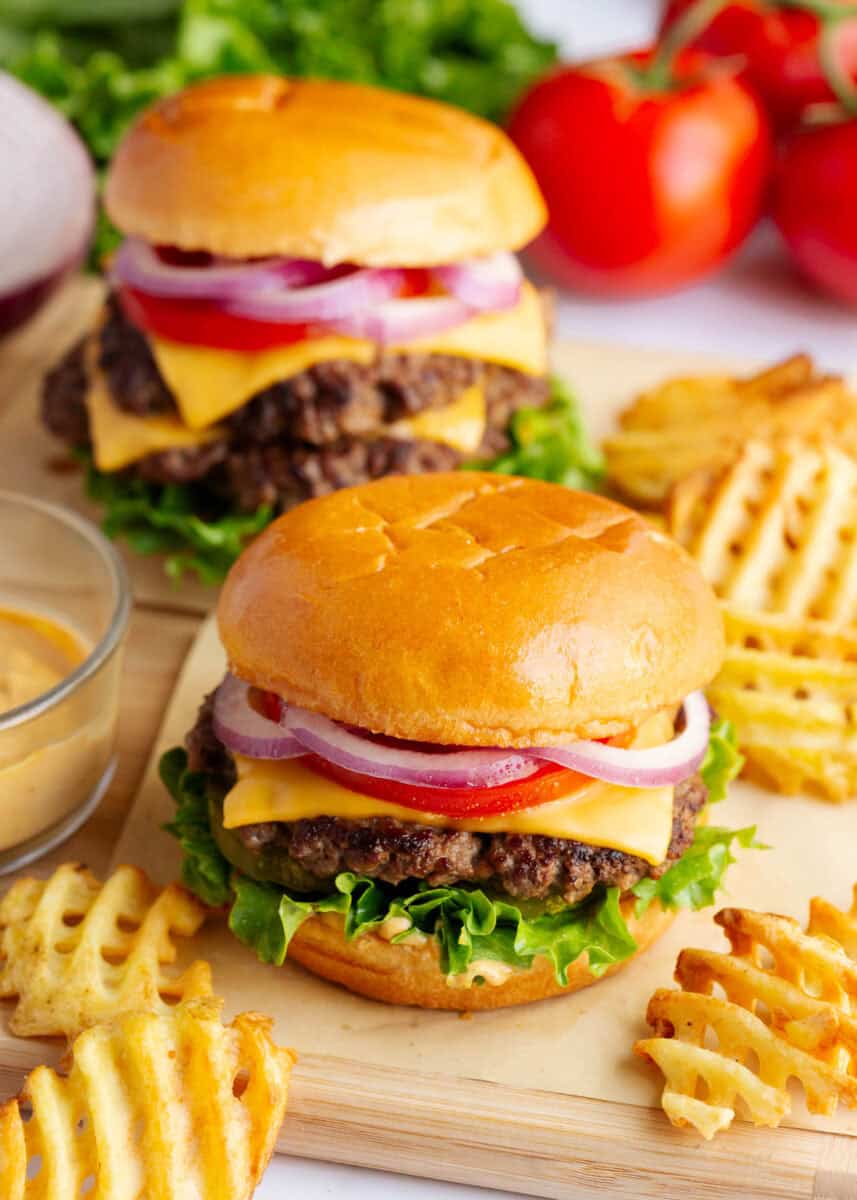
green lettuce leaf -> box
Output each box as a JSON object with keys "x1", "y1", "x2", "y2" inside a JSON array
[
  {"x1": 83, "y1": 456, "x2": 271, "y2": 584},
  {"x1": 160, "y1": 747, "x2": 231, "y2": 906},
  {"x1": 465, "y1": 376, "x2": 605, "y2": 490},
  {"x1": 700, "y1": 717, "x2": 744, "y2": 805},
  {"x1": 161, "y1": 719, "x2": 760, "y2": 986}
]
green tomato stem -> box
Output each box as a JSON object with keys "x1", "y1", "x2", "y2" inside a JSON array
[{"x1": 643, "y1": 0, "x2": 734, "y2": 89}]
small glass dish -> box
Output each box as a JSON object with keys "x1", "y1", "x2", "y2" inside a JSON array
[{"x1": 0, "y1": 491, "x2": 130, "y2": 873}]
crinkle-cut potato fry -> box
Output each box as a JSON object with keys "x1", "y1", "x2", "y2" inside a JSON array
[
  {"x1": 635, "y1": 889, "x2": 857, "y2": 1140},
  {"x1": 0, "y1": 863, "x2": 212, "y2": 1039},
  {"x1": 709, "y1": 606, "x2": 857, "y2": 801},
  {"x1": 0, "y1": 998, "x2": 295, "y2": 1199},
  {"x1": 604, "y1": 354, "x2": 857, "y2": 505},
  {"x1": 667, "y1": 440, "x2": 857, "y2": 626}
]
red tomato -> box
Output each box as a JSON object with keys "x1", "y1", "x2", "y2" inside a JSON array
[
  {"x1": 119, "y1": 286, "x2": 315, "y2": 352},
  {"x1": 302, "y1": 753, "x2": 590, "y2": 819},
  {"x1": 662, "y1": 0, "x2": 857, "y2": 130},
  {"x1": 773, "y1": 116, "x2": 857, "y2": 304},
  {"x1": 508, "y1": 50, "x2": 772, "y2": 297}
]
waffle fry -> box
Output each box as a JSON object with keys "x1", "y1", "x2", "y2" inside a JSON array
[
  {"x1": 604, "y1": 355, "x2": 857, "y2": 505},
  {"x1": 668, "y1": 440, "x2": 857, "y2": 624},
  {"x1": 0, "y1": 998, "x2": 295, "y2": 1199},
  {"x1": 708, "y1": 606, "x2": 857, "y2": 800},
  {"x1": 0, "y1": 863, "x2": 212, "y2": 1038},
  {"x1": 635, "y1": 888, "x2": 857, "y2": 1139}
]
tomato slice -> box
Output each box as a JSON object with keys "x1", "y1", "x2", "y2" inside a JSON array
[
  {"x1": 119, "y1": 267, "x2": 433, "y2": 352},
  {"x1": 118, "y1": 285, "x2": 316, "y2": 352},
  {"x1": 301, "y1": 753, "x2": 592, "y2": 819}
]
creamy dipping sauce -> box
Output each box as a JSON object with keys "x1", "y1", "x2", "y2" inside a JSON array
[{"x1": 0, "y1": 607, "x2": 115, "y2": 850}]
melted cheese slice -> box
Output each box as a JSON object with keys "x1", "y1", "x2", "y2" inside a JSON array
[
  {"x1": 223, "y1": 761, "x2": 675, "y2": 866},
  {"x1": 149, "y1": 282, "x2": 546, "y2": 431},
  {"x1": 83, "y1": 349, "x2": 220, "y2": 472},
  {"x1": 388, "y1": 384, "x2": 486, "y2": 455}
]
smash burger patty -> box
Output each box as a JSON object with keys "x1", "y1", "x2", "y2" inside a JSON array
[
  {"x1": 187, "y1": 693, "x2": 708, "y2": 905},
  {"x1": 42, "y1": 295, "x2": 549, "y2": 508}
]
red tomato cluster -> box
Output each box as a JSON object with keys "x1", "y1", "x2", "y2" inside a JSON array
[{"x1": 507, "y1": 1, "x2": 857, "y2": 306}]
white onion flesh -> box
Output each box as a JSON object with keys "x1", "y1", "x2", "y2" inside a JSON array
[
  {"x1": 434, "y1": 253, "x2": 523, "y2": 310},
  {"x1": 283, "y1": 705, "x2": 541, "y2": 789},
  {"x1": 212, "y1": 674, "x2": 304, "y2": 760},
  {"x1": 113, "y1": 238, "x2": 331, "y2": 299},
  {"x1": 0, "y1": 73, "x2": 95, "y2": 336},
  {"x1": 211, "y1": 674, "x2": 711, "y2": 793},
  {"x1": 330, "y1": 294, "x2": 474, "y2": 343},
  {"x1": 224, "y1": 267, "x2": 407, "y2": 323}
]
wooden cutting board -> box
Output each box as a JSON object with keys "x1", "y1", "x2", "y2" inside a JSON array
[{"x1": 1, "y1": 279, "x2": 855, "y2": 1200}]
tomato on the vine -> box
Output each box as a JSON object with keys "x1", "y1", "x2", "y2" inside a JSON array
[
  {"x1": 773, "y1": 115, "x2": 857, "y2": 303},
  {"x1": 662, "y1": 0, "x2": 857, "y2": 130},
  {"x1": 507, "y1": 49, "x2": 772, "y2": 297}
]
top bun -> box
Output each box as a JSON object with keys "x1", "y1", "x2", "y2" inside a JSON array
[
  {"x1": 218, "y1": 474, "x2": 724, "y2": 746},
  {"x1": 105, "y1": 75, "x2": 547, "y2": 266}
]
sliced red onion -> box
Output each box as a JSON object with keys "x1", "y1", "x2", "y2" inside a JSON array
[
  {"x1": 0, "y1": 74, "x2": 95, "y2": 336},
  {"x1": 331, "y1": 294, "x2": 473, "y2": 344},
  {"x1": 283, "y1": 706, "x2": 540, "y2": 790},
  {"x1": 434, "y1": 253, "x2": 523, "y2": 311},
  {"x1": 213, "y1": 674, "x2": 304, "y2": 760},
  {"x1": 224, "y1": 267, "x2": 407, "y2": 324},
  {"x1": 113, "y1": 238, "x2": 331, "y2": 300},
  {"x1": 527, "y1": 692, "x2": 711, "y2": 788}
]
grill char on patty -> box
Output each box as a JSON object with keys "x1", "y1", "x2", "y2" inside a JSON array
[
  {"x1": 186, "y1": 693, "x2": 708, "y2": 906},
  {"x1": 41, "y1": 294, "x2": 549, "y2": 511}
]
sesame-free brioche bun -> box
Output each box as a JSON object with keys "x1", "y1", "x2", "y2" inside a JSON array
[
  {"x1": 105, "y1": 75, "x2": 547, "y2": 266},
  {"x1": 218, "y1": 473, "x2": 725, "y2": 746},
  {"x1": 289, "y1": 898, "x2": 675, "y2": 1010}
]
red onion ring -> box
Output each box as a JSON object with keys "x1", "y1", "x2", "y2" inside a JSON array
[
  {"x1": 0, "y1": 74, "x2": 95, "y2": 336},
  {"x1": 434, "y1": 253, "x2": 523, "y2": 311},
  {"x1": 283, "y1": 706, "x2": 541, "y2": 790},
  {"x1": 113, "y1": 238, "x2": 331, "y2": 300},
  {"x1": 331, "y1": 294, "x2": 473, "y2": 344},
  {"x1": 527, "y1": 692, "x2": 711, "y2": 787},
  {"x1": 224, "y1": 267, "x2": 407, "y2": 324},
  {"x1": 212, "y1": 674, "x2": 304, "y2": 760}
]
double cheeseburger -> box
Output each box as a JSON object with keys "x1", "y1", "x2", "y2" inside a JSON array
[
  {"x1": 42, "y1": 75, "x2": 551, "y2": 572},
  {"x1": 165, "y1": 472, "x2": 746, "y2": 1010}
]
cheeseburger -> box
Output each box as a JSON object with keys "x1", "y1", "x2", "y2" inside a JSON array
[
  {"x1": 42, "y1": 75, "x2": 552, "y2": 576},
  {"x1": 164, "y1": 473, "x2": 749, "y2": 1010}
]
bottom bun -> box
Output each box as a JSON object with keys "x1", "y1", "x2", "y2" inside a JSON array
[{"x1": 288, "y1": 898, "x2": 675, "y2": 1011}]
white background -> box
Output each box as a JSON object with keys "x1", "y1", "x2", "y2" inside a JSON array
[{"x1": 259, "y1": 1, "x2": 855, "y2": 1195}]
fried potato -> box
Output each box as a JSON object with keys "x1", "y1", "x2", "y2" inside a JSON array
[
  {"x1": 0, "y1": 863, "x2": 212, "y2": 1039},
  {"x1": 0, "y1": 998, "x2": 295, "y2": 1199},
  {"x1": 708, "y1": 606, "x2": 857, "y2": 801},
  {"x1": 605, "y1": 355, "x2": 857, "y2": 506},
  {"x1": 635, "y1": 889, "x2": 857, "y2": 1139},
  {"x1": 668, "y1": 440, "x2": 857, "y2": 625}
]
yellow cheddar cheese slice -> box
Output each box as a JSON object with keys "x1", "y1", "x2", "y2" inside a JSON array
[
  {"x1": 388, "y1": 384, "x2": 486, "y2": 455},
  {"x1": 149, "y1": 282, "x2": 546, "y2": 432},
  {"x1": 222, "y1": 759, "x2": 675, "y2": 867},
  {"x1": 83, "y1": 348, "x2": 221, "y2": 473}
]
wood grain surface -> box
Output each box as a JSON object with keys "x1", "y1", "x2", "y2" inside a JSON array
[{"x1": 0, "y1": 277, "x2": 854, "y2": 1200}]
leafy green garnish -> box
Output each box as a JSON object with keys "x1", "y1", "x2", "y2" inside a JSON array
[
  {"x1": 700, "y1": 717, "x2": 744, "y2": 805},
  {"x1": 3, "y1": 0, "x2": 557, "y2": 264},
  {"x1": 83, "y1": 456, "x2": 271, "y2": 584},
  {"x1": 161, "y1": 720, "x2": 760, "y2": 986},
  {"x1": 466, "y1": 376, "x2": 605, "y2": 490},
  {"x1": 160, "y1": 747, "x2": 231, "y2": 906}
]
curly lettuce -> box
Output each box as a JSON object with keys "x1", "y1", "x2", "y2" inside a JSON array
[
  {"x1": 161, "y1": 719, "x2": 758, "y2": 986},
  {"x1": 83, "y1": 457, "x2": 271, "y2": 585}
]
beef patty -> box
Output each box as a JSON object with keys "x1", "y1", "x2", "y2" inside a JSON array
[
  {"x1": 186, "y1": 693, "x2": 708, "y2": 906},
  {"x1": 41, "y1": 294, "x2": 549, "y2": 510}
]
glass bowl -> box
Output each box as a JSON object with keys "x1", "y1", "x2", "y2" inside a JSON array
[{"x1": 0, "y1": 491, "x2": 130, "y2": 873}]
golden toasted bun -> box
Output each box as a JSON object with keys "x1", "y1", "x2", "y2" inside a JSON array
[
  {"x1": 218, "y1": 473, "x2": 725, "y2": 745},
  {"x1": 289, "y1": 899, "x2": 675, "y2": 1011},
  {"x1": 105, "y1": 75, "x2": 546, "y2": 265}
]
